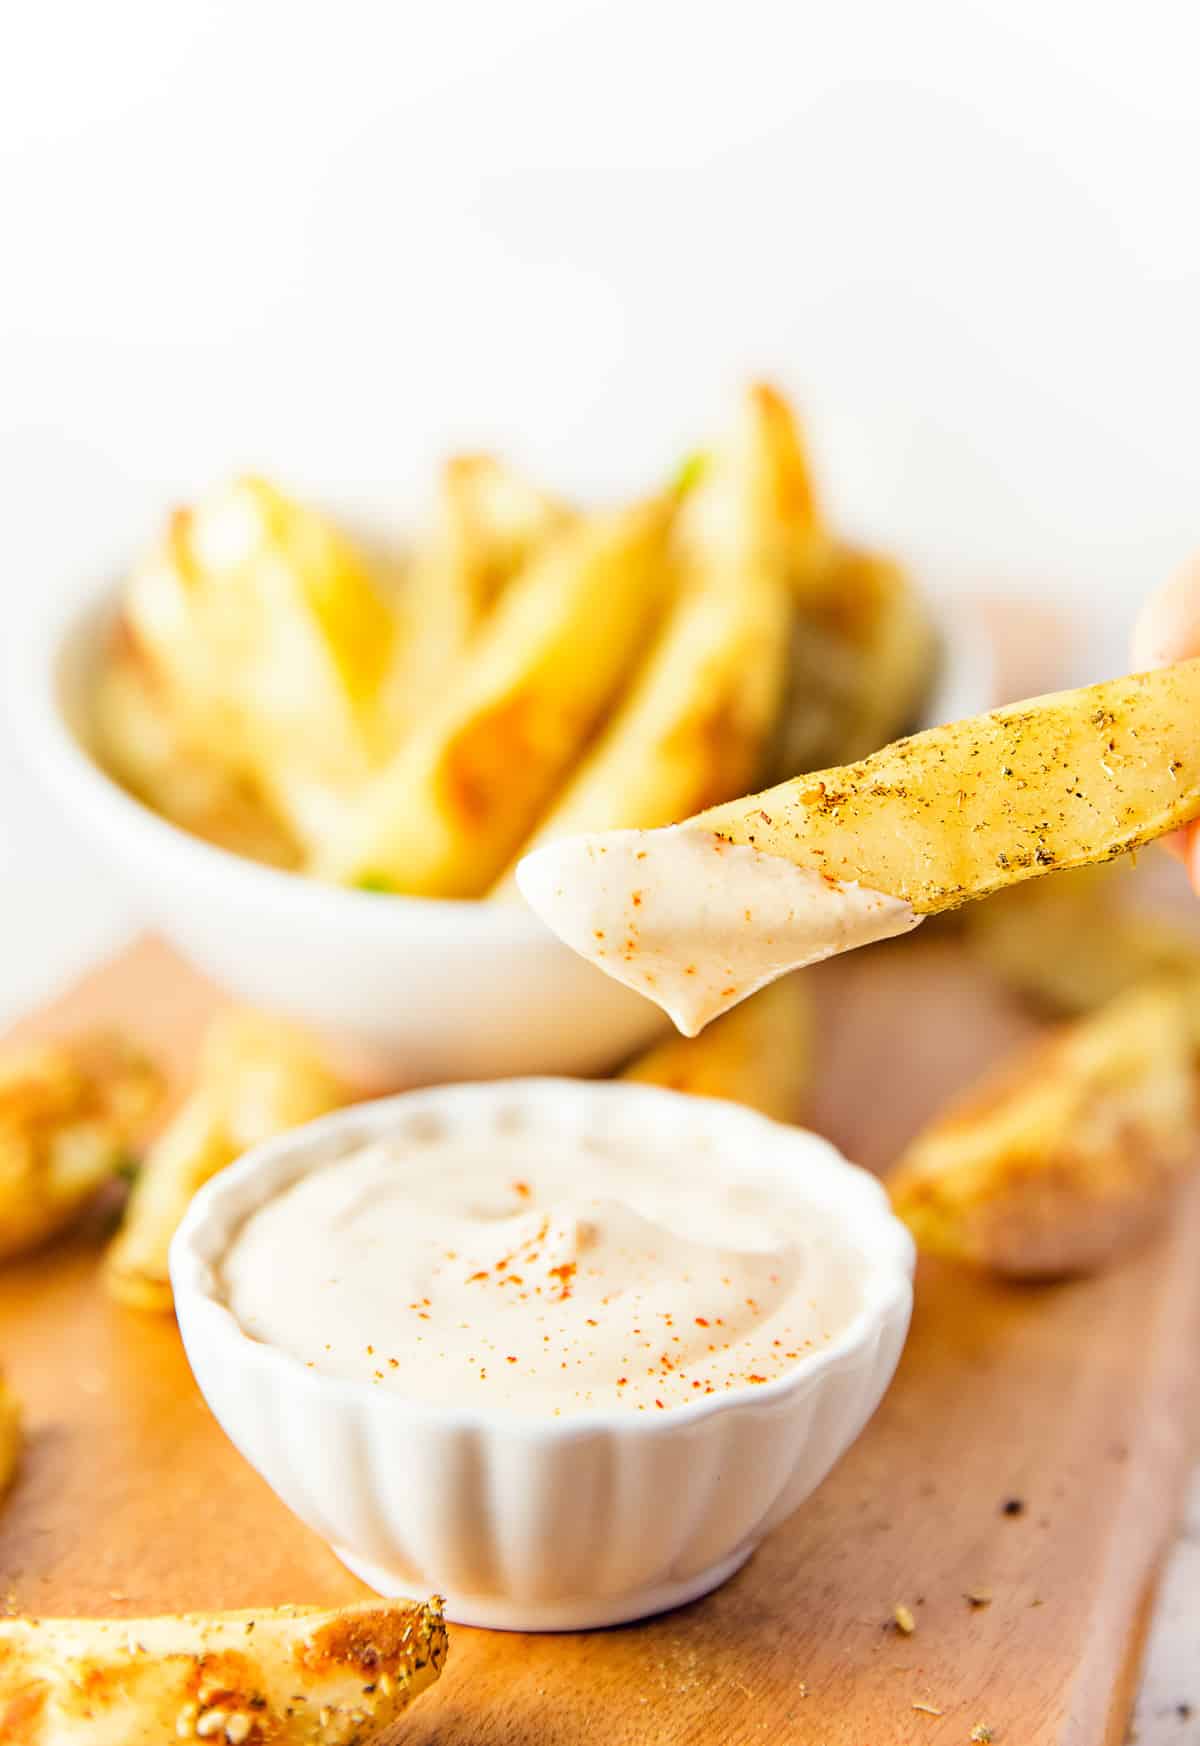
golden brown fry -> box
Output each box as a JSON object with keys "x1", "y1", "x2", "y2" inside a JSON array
[
  {"x1": 0, "y1": 1595, "x2": 446, "y2": 1746},
  {"x1": 697, "y1": 660, "x2": 1200, "y2": 913},
  {"x1": 621, "y1": 975, "x2": 813, "y2": 1124},
  {"x1": 321, "y1": 498, "x2": 673, "y2": 896},
  {"x1": 0, "y1": 1374, "x2": 19, "y2": 1498},
  {"x1": 0, "y1": 1036, "x2": 161, "y2": 1262},
  {"x1": 105, "y1": 1012, "x2": 346, "y2": 1313},
  {"x1": 122, "y1": 477, "x2": 401, "y2": 854},
  {"x1": 93, "y1": 632, "x2": 301, "y2": 870},
  {"x1": 889, "y1": 981, "x2": 1199, "y2": 1277}
]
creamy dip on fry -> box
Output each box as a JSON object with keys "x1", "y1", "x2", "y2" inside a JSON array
[
  {"x1": 516, "y1": 825, "x2": 921, "y2": 1035},
  {"x1": 221, "y1": 1114, "x2": 867, "y2": 1416}
]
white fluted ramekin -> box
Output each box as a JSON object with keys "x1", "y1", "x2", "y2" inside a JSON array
[{"x1": 171, "y1": 1080, "x2": 914, "y2": 1631}]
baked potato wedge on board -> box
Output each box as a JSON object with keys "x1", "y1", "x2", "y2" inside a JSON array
[
  {"x1": 889, "y1": 980, "x2": 1199, "y2": 1277},
  {"x1": 321, "y1": 498, "x2": 673, "y2": 896},
  {"x1": 963, "y1": 863, "x2": 1200, "y2": 1016},
  {"x1": 0, "y1": 1036, "x2": 162, "y2": 1262},
  {"x1": 105, "y1": 1012, "x2": 346, "y2": 1313},
  {"x1": 622, "y1": 974, "x2": 812, "y2": 1124},
  {"x1": 0, "y1": 1596, "x2": 446, "y2": 1746},
  {"x1": 697, "y1": 659, "x2": 1200, "y2": 912}
]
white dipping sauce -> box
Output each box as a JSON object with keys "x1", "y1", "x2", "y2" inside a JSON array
[
  {"x1": 221, "y1": 1114, "x2": 868, "y2": 1417},
  {"x1": 516, "y1": 824, "x2": 921, "y2": 1035}
]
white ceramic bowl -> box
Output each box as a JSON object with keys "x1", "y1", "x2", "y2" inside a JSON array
[
  {"x1": 13, "y1": 578, "x2": 991, "y2": 1081},
  {"x1": 171, "y1": 1078, "x2": 915, "y2": 1631}
]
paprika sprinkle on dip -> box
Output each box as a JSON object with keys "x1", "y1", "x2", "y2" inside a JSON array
[{"x1": 220, "y1": 1109, "x2": 868, "y2": 1417}]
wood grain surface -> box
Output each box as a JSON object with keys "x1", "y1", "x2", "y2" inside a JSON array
[{"x1": 0, "y1": 933, "x2": 1197, "y2": 1744}]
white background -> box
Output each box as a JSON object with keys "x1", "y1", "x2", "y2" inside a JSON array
[
  {"x1": 2, "y1": 3, "x2": 1199, "y2": 1725},
  {"x1": 4, "y1": 0, "x2": 1200, "y2": 1017}
]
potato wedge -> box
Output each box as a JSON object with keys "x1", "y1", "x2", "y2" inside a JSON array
[
  {"x1": 0, "y1": 1036, "x2": 162, "y2": 1262},
  {"x1": 421, "y1": 451, "x2": 570, "y2": 623},
  {"x1": 0, "y1": 1595, "x2": 446, "y2": 1745},
  {"x1": 123, "y1": 477, "x2": 400, "y2": 853},
  {"x1": 496, "y1": 390, "x2": 804, "y2": 875},
  {"x1": 713, "y1": 387, "x2": 932, "y2": 775},
  {"x1": 105, "y1": 1012, "x2": 346, "y2": 1313},
  {"x1": 93, "y1": 632, "x2": 302, "y2": 870},
  {"x1": 0, "y1": 1374, "x2": 19, "y2": 1498},
  {"x1": 889, "y1": 981, "x2": 1199, "y2": 1277},
  {"x1": 385, "y1": 454, "x2": 571, "y2": 745},
  {"x1": 320, "y1": 498, "x2": 673, "y2": 896},
  {"x1": 675, "y1": 381, "x2": 826, "y2": 575},
  {"x1": 696, "y1": 660, "x2": 1200, "y2": 912},
  {"x1": 499, "y1": 572, "x2": 791, "y2": 852},
  {"x1": 770, "y1": 543, "x2": 936, "y2": 778},
  {"x1": 121, "y1": 506, "x2": 233, "y2": 739},
  {"x1": 622, "y1": 975, "x2": 812, "y2": 1123},
  {"x1": 964, "y1": 863, "x2": 1200, "y2": 1015}
]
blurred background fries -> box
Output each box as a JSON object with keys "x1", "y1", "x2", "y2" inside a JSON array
[{"x1": 93, "y1": 385, "x2": 940, "y2": 902}]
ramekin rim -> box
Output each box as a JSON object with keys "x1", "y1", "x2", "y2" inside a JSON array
[{"x1": 171, "y1": 1077, "x2": 915, "y2": 1440}]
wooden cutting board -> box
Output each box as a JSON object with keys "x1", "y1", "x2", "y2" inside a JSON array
[{"x1": 0, "y1": 933, "x2": 1197, "y2": 1745}]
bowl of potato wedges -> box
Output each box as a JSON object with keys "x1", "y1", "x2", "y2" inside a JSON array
[{"x1": 16, "y1": 385, "x2": 988, "y2": 1078}]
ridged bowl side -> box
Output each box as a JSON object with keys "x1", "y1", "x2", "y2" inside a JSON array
[{"x1": 173, "y1": 1080, "x2": 914, "y2": 1630}]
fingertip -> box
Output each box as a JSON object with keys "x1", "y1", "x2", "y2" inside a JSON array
[{"x1": 1132, "y1": 557, "x2": 1200, "y2": 669}]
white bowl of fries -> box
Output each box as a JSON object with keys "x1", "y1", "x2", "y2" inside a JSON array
[
  {"x1": 23, "y1": 585, "x2": 667, "y2": 1081},
  {"x1": 14, "y1": 386, "x2": 991, "y2": 1080}
]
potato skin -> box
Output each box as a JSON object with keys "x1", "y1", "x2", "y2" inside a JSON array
[
  {"x1": 0, "y1": 1597, "x2": 446, "y2": 1746},
  {"x1": 697, "y1": 660, "x2": 1200, "y2": 913},
  {"x1": 889, "y1": 981, "x2": 1199, "y2": 1277}
]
